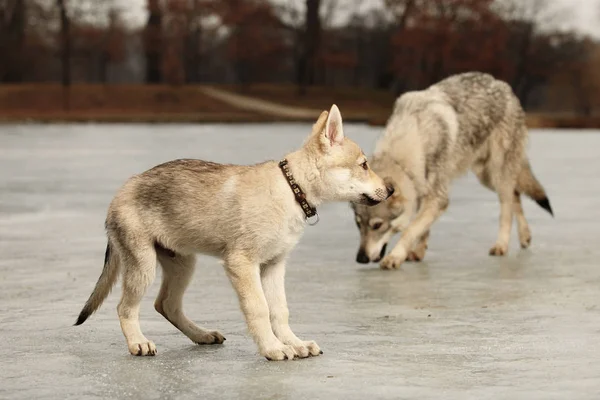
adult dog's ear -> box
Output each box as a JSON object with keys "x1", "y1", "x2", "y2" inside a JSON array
[
  {"x1": 383, "y1": 177, "x2": 395, "y2": 193},
  {"x1": 384, "y1": 177, "x2": 404, "y2": 208}
]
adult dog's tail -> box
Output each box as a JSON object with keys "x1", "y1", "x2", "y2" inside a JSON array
[
  {"x1": 74, "y1": 242, "x2": 120, "y2": 325},
  {"x1": 516, "y1": 159, "x2": 554, "y2": 216}
]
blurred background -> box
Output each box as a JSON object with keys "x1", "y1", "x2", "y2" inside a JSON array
[{"x1": 1, "y1": 0, "x2": 599, "y2": 127}]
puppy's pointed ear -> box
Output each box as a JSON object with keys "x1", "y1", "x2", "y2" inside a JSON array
[
  {"x1": 311, "y1": 110, "x2": 329, "y2": 137},
  {"x1": 321, "y1": 104, "x2": 344, "y2": 148}
]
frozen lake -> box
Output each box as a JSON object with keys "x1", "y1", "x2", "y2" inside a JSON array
[{"x1": 1, "y1": 123, "x2": 599, "y2": 399}]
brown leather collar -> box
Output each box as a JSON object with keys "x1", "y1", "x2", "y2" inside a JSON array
[{"x1": 279, "y1": 159, "x2": 319, "y2": 225}]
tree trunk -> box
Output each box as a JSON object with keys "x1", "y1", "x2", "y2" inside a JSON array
[
  {"x1": 512, "y1": 22, "x2": 534, "y2": 106},
  {"x1": 56, "y1": 0, "x2": 71, "y2": 110},
  {"x1": 1, "y1": 0, "x2": 26, "y2": 82},
  {"x1": 185, "y1": 27, "x2": 201, "y2": 83},
  {"x1": 296, "y1": 0, "x2": 321, "y2": 95},
  {"x1": 145, "y1": 0, "x2": 162, "y2": 83}
]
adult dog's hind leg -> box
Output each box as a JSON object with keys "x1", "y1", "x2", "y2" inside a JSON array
[
  {"x1": 513, "y1": 191, "x2": 532, "y2": 249},
  {"x1": 490, "y1": 184, "x2": 515, "y2": 256},
  {"x1": 261, "y1": 258, "x2": 321, "y2": 358},
  {"x1": 117, "y1": 243, "x2": 158, "y2": 356},
  {"x1": 473, "y1": 146, "x2": 519, "y2": 256},
  {"x1": 155, "y1": 250, "x2": 225, "y2": 345}
]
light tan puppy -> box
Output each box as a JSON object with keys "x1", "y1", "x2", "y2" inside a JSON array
[{"x1": 75, "y1": 105, "x2": 393, "y2": 360}]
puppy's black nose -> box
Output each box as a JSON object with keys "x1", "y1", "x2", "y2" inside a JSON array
[
  {"x1": 386, "y1": 185, "x2": 395, "y2": 198},
  {"x1": 356, "y1": 249, "x2": 370, "y2": 264}
]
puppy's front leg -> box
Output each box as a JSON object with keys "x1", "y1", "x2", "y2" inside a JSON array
[
  {"x1": 225, "y1": 255, "x2": 297, "y2": 361},
  {"x1": 381, "y1": 196, "x2": 447, "y2": 270},
  {"x1": 261, "y1": 259, "x2": 321, "y2": 358}
]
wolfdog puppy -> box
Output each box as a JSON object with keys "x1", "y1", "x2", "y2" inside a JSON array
[
  {"x1": 75, "y1": 105, "x2": 393, "y2": 360},
  {"x1": 351, "y1": 72, "x2": 553, "y2": 269}
]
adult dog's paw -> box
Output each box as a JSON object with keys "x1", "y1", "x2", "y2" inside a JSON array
[
  {"x1": 406, "y1": 249, "x2": 426, "y2": 262},
  {"x1": 489, "y1": 243, "x2": 508, "y2": 256},
  {"x1": 380, "y1": 254, "x2": 405, "y2": 270}
]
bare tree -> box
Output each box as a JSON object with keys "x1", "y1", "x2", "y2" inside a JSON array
[
  {"x1": 56, "y1": 0, "x2": 71, "y2": 109},
  {"x1": 0, "y1": 0, "x2": 26, "y2": 82},
  {"x1": 297, "y1": 0, "x2": 321, "y2": 94},
  {"x1": 495, "y1": 0, "x2": 567, "y2": 107},
  {"x1": 145, "y1": 0, "x2": 163, "y2": 83}
]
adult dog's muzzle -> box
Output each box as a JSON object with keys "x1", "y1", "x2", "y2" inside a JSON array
[
  {"x1": 356, "y1": 243, "x2": 387, "y2": 264},
  {"x1": 356, "y1": 248, "x2": 370, "y2": 264}
]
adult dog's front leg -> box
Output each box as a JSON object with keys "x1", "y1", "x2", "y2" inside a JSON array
[
  {"x1": 406, "y1": 230, "x2": 430, "y2": 262},
  {"x1": 225, "y1": 254, "x2": 297, "y2": 361},
  {"x1": 261, "y1": 259, "x2": 321, "y2": 358},
  {"x1": 381, "y1": 197, "x2": 447, "y2": 270}
]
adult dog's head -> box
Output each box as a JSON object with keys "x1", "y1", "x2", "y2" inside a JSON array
[{"x1": 350, "y1": 173, "x2": 417, "y2": 263}]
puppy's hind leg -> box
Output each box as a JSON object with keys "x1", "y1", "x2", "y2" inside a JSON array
[
  {"x1": 155, "y1": 249, "x2": 225, "y2": 345},
  {"x1": 116, "y1": 242, "x2": 158, "y2": 356}
]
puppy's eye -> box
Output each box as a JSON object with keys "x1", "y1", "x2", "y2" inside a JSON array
[
  {"x1": 361, "y1": 161, "x2": 368, "y2": 170},
  {"x1": 372, "y1": 222, "x2": 382, "y2": 230}
]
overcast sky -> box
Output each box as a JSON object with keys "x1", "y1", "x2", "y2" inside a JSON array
[
  {"x1": 557, "y1": 0, "x2": 600, "y2": 36},
  {"x1": 120, "y1": 0, "x2": 600, "y2": 38}
]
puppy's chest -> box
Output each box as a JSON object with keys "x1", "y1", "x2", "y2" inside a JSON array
[{"x1": 261, "y1": 217, "x2": 305, "y2": 259}]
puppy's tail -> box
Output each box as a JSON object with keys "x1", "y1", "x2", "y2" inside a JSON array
[
  {"x1": 516, "y1": 159, "x2": 554, "y2": 217},
  {"x1": 74, "y1": 242, "x2": 120, "y2": 326}
]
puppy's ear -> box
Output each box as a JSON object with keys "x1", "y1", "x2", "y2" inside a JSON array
[
  {"x1": 311, "y1": 110, "x2": 328, "y2": 137},
  {"x1": 321, "y1": 104, "x2": 344, "y2": 149}
]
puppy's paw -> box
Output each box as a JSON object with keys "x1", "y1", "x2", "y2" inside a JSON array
[
  {"x1": 292, "y1": 340, "x2": 321, "y2": 358},
  {"x1": 262, "y1": 343, "x2": 297, "y2": 361},
  {"x1": 489, "y1": 244, "x2": 508, "y2": 256},
  {"x1": 193, "y1": 330, "x2": 226, "y2": 345},
  {"x1": 128, "y1": 340, "x2": 157, "y2": 356}
]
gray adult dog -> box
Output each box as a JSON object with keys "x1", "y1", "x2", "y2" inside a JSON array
[{"x1": 351, "y1": 72, "x2": 553, "y2": 269}]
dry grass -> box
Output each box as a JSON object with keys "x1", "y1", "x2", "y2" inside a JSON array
[
  {"x1": 0, "y1": 84, "x2": 598, "y2": 129},
  {"x1": 0, "y1": 84, "x2": 259, "y2": 120}
]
